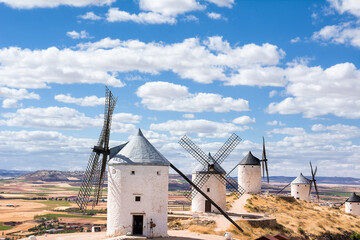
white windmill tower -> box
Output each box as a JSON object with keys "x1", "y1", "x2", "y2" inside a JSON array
[
  {"x1": 290, "y1": 162, "x2": 319, "y2": 201},
  {"x1": 238, "y1": 151, "x2": 261, "y2": 194},
  {"x1": 191, "y1": 154, "x2": 227, "y2": 213},
  {"x1": 290, "y1": 173, "x2": 312, "y2": 201},
  {"x1": 237, "y1": 137, "x2": 269, "y2": 194},
  {"x1": 107, "y1": 129, "x2": 169, "y2": 238},
  {"x1": 345, "y1": 192, "x2": 360, "y2": 216}
]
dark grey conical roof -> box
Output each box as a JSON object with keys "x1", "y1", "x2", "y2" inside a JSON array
[
  {"x1": 346, "y1": 192, "x2": 360, "y2": 202},
  {"x1": 109, "y1": 129, "x2": 169, "y2": 166},
  {"x1": 239, "y1": 151, "x2": 261, "y2": 165},
  {"x1": 192, "y1": 153, "x2": 226, "y2": 174}
]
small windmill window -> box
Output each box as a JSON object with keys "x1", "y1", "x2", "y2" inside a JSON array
[
  {"x1": 131, "y1": 170, "x2": 135, "y2": 175},
  {"x1": 112, "y1": 169, "x2": 116, "y2": 174},
  {"x1": 157, "y1": 171, "x2": 161, "y2": 176},
  {"x1": 207, "y1": 188, "x2": 210, "y2": 192},
  {"x1": 135, "y1": 196, "x2": 141, "y2": 202}
]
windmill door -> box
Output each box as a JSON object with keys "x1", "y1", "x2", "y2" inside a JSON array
[
  {"x1": 133, "y1": 215, "x2": 143, "y2": 235},
  {"x1": 205, "y1": 200, "x2": 211, "y2": 212}
]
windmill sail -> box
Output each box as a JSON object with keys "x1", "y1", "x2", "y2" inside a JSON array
[
  {"x1": 179, "y1": 134, "x2": 245, "y2": 200},
  {"x1": 261, "y1": 136, "x2": 269, "y2": 183},
  {"x1": 77, "y1": 87, "x2": 118, "y2": 211},
  {"x1": 310, "y1": 162, "x2": 320, "y2": 202}
]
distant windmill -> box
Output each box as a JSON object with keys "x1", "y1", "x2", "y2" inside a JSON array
[
  {"x1": 277, "y1": 162, "x2": 320, "y2": 202},
  {"x1": 227, "y1": 136, "x2": 269, "y2": 194},
  {"x1": 179, "y1": 133, "x2": 245, "y2": 212},
  {"x1": 77, "y1": 87, "x2": 118, "y2": 211}
]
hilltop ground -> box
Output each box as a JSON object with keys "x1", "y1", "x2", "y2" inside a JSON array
[{"x1": 1, "y1": 173, "x2": 360, "y2": 239}]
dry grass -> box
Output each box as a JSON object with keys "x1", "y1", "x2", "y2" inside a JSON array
[{"x1": 228, "y1": 194, "x2": 360, "y2": 239}]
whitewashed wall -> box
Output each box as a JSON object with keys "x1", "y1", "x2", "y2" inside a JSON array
[
  {"x1": 238, "y1": 165, "x2": 261, "y2": 194},
  {"x1": 345, "y1": 202, "x2": 360, "y2": 216},
  {"x1": 291, "y1": 183, "x2": 311, "y2": 201},
  {"x1": 107, "y1": 164, "x2": 169, "y2": 238},
  {"x1": 191, "y1": 173, "x2": 226, "y2": 213}
]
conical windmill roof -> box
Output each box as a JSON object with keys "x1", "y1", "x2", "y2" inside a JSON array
[
  {"x1": 192, "y1": 153, "x2": 226, "y2": 174},
  {"x1": 239, "y1": 151, "x2": 261, "y2": 166},
  {"x1": 109, "y1": 129, "x2": 170, "y2": 166},
  {"x1": 291, "y1": 173, "x2": 311, "y2": 184},
  {"x1": 346, "y1": 192, "x2": 360, "y2": 202}
]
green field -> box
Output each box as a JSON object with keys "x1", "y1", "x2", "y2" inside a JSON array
[
  {"x1": 0, "y1": 222, "x2": 13, "y2": 231},
  {"x1": 34, "y1": 213, "x2": 106, "y2": 220}
]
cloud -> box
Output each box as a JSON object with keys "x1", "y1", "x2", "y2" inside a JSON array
[
  {"x1": 183, "y1": 114, "x2": 195, "y2": 119},
  {"x1": 290, "y1": 37, "x2": 300, "y2": 43},
  {"x1": 136, "y1": 81, "x2": 249, "y2": 112},
  {"x1": 207, "y1": 12, "x2": 223, "y2": 20},
  {"x1": 106, "y1": 8, "x2": 176, "y2": 24},
  {"x1": 232, "y1": 116, "x2": 255, "y2": 125},
  {"x1": 0, "y1": 87, "x2": 40, "y2": 108},
  {"x1": 205, "y1": 0, "x2": 234, "y2": 8},
  {"x1": 265, "y1": 123, "x2": 360, "y2": 176},
  {"x1": 0, "y1": 107, "x2": 140, "y2": 132},
  {"x1": 54, "y1": 94, "x2": 105, "y2": 106},
  {"x1": 0, "y1": 37, "x2": 284, "y2": 89},
  {"x1": 328, "y1": 0, "x2": 360, "y2": 17},
  {"x1": 0, "y1": 0, "x2": 115, "y2": 9},
  {"x1": 266, "y1": 120, "x2": 285, "y2": 126},
  {"x1": 182, "y1": 15, "x2": 198, "y2": 22},
  {"x1": 269, "y1": 90, "x2": 277, "y2": 98},
  {"x1": 313, "y1": 22, "x2": 360, "y2": 48},
  {"x1": 150, "y1": 119, "x2": 249, "y2": 138},
  {"x1": 79, "y1": 12, "x2": 102, "y2": 20},
  {"x1": 139, "y1": 0, "x2": 205, "y2": 16},
  {"x1": 66, "y1": 30, "x2": 90, "y2": 39},
  {"x1": 268, "y1": 62, "x2": 360, "y2": 119}
]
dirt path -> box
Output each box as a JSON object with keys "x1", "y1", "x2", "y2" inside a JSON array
[
  {"x1": 20, "y1": 230, "x2": 225, "y2": 240},
  {"x1": 228, "y1": 193, "x2": 251, "y2": 214}
]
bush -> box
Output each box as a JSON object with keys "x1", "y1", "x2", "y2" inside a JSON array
[
  {"x1": 351, "y1": 232, "x2": 360, "y2": 240},
  {"x1": 298, "y1": 227, "x2": 305, "y2": 235}
]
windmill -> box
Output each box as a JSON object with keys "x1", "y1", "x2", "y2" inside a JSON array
[
  {"x1": 179, "y1": 133, "x2": 245, "y2": 201},
  {"x1": 227, "y1": 136, "x2": 269, "y2": 185},
  {"x1": 277, "y1": 162, "x2": 320, "y2": 202},
  {"x1": 76, "y1": 86, "x2": 118, "y2": 211}
]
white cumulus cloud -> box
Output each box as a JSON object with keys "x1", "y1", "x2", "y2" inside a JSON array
[
  {"x1": 0, "y1": 107, "x2": 140, "y2": 132},
  {"x1": 0, "y1": 0, "x2": 115, "y2": 9},
  {"x1": 106, "y1": 8, "x2": 176, "y2": 24},
  {"x1": 313, "y1": 22, "x2": 360, "y2": 48},
  {"x1": 268, "y1": 62, "x2": 360, "y2": 119},
  {"x1": 136, "y1": 81, "x2": 249, "y2": 112},
  {"x1": 54, "y1": 94, "x2": 105, "y2": 106},
  {"x1": 0, "y1": 87, "x2": 40, "y2": 108},
  {"x1": 232, "y1": 116, "x2": 256, "y2": 125},
  {"x1": 207, "y1": 12, "x2": 223, "y2": 20},
  {"x1": 205, "y1": 0, "x2": 234, "y2": 8},
  {"x1": 0, "y1": 37, "x2": 284, "y2": 89},
  {"x1": 79, "y1": 11, "x2": 102, "y2": 20},
  {"x1": 150, "y1": 119, "x2": 249, "y2": 138},
  {"x1": 139, "y1": 0, "x2": 205, "y2": 16},
  {"x1": 66, "y1": 30, "x2": 90, "y2": 39}
]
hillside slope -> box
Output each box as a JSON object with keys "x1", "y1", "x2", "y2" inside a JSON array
[{"x1": 228, "y1": 195, "x2": 360, "y2": 239}]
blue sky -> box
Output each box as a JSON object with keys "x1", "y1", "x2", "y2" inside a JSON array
[{"x1": 0, "y1": 0, "x2": 359, "y2": 177}]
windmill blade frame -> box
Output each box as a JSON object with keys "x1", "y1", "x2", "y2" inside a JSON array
[
  {"x1": 213, "y1": 133, "x2": 241, "y2": 165},
  {"x1": 310, "y1": 162, "x2": 320, "y2": 202},
  {"x1": 77, "y1": 86, "x2": 117, "y2": 211},
  {"x1": 261, "y1": 136, "x2": 269, "y2": 183},
  {"x1": 179, "y1": 135, "x2": 210, "y2": 167}
]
